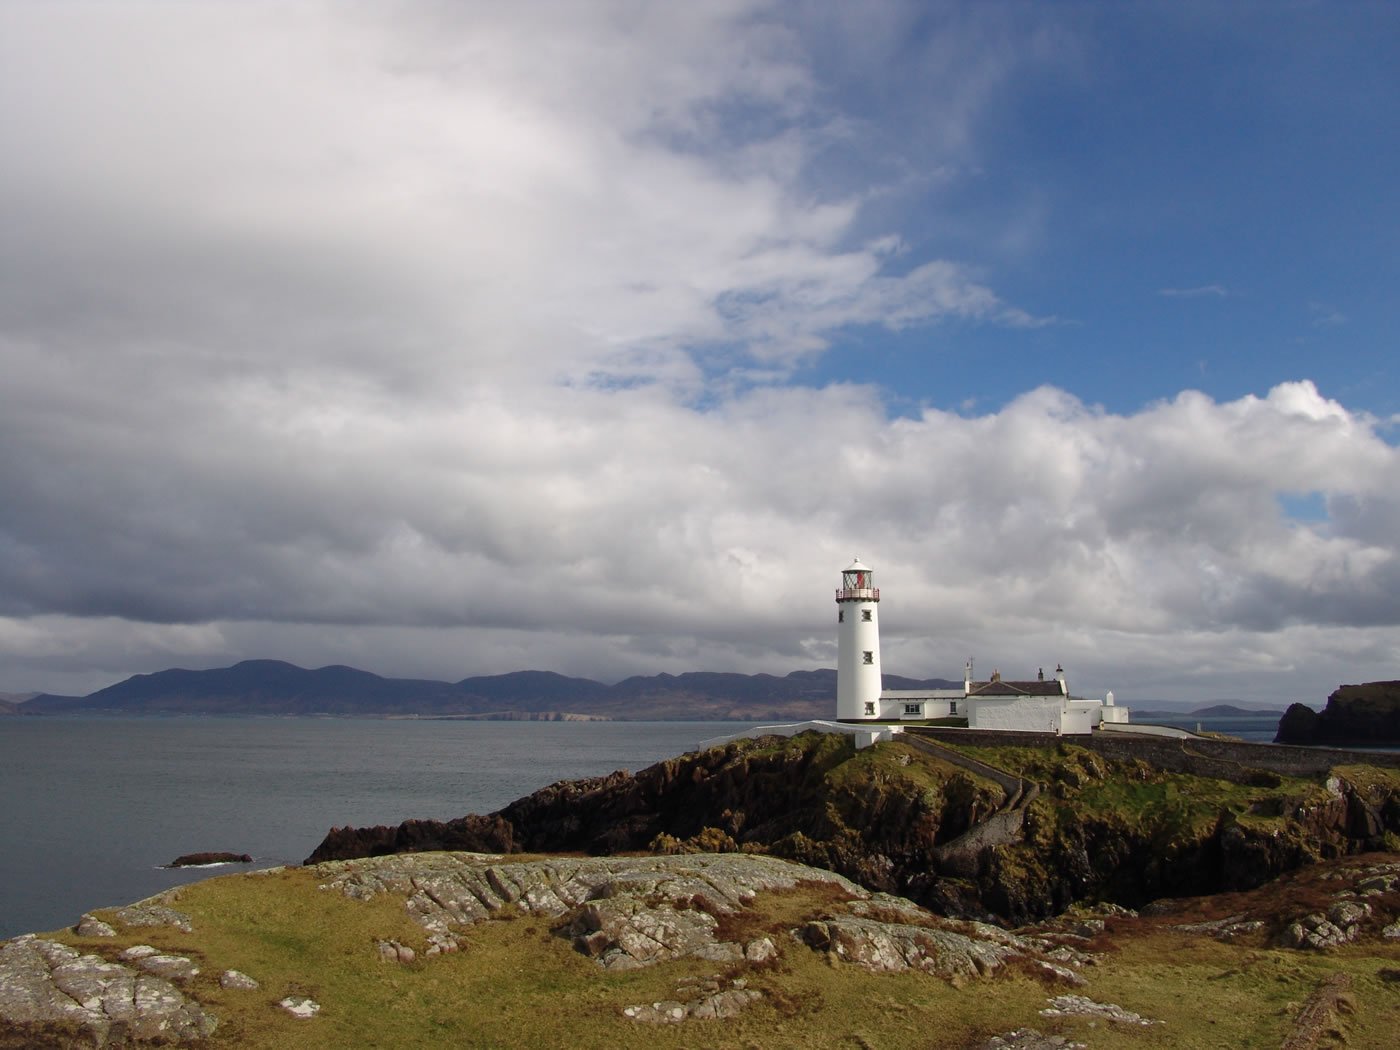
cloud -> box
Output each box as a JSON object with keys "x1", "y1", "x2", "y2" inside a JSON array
[
  {"x1": 1, "y1": 5, "x2": 1396, "y2": 706},
  {"x1": 1157, "y1": 284, "x2": 1230, "y2": 299},
  {"x1": 4, "y1": 363, "x2": 1399, "y2": 704},
  {"x1": 1308, "y1": 301, "x2": 1348, "y2": 327}
]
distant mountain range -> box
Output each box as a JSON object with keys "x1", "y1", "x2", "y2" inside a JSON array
[{"x1": 16, "y1": 660, "x2": 962, "y2": 722}]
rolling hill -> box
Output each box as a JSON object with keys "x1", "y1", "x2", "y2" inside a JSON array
[{"x1": 20, "y1": 660, "x2": 959, "y2": 721}]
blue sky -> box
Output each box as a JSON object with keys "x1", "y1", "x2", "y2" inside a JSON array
[
  {"x1": 1, "y1": 1, "x2": 1397, "y2": 705},
  {"x1": 804, "y1": 3, "x2": 1398, "y2": 418}
]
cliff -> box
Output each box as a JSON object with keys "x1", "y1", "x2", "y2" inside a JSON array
[
  {"x1": 307, "y1": 731, "x2": 1400, "y2": 925},
  {"x1": 1275, "y1": 681, "x2": 1400, "y2": 745}
]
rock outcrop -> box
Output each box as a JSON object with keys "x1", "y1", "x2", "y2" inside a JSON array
[
  {"x1": 1276, "y1": 681, "x2": 1400, "y2": 745},
  {"x1": 304, "y1": 849, "x2": 1092, "y2": 1029},
  {"x1": 312, "y1": 851, "x2": 1078, "y2": 986},
  {"x1": 0, "y1": 935, "x2": 215, "y2": 1046}
]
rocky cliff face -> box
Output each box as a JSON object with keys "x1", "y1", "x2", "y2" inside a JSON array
[
  {"x1": 1275, "y1": 681, "x2": 1400, "y2": 745},
  {"x1": 306, "y1": 733, "x2": 1400, "y2": 925}
]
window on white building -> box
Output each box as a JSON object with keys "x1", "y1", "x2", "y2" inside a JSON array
[
  {"x1": 837, "y1": 610, "x2": 844, "y2": 622},
  {"x1": 861, "y1": 609, "x2": 872, "y2": 621},
  {"x1": 903, "y1": 703, "x2": 922, "y2": 716},
  {"x1": 862, "y1": 651, "x2": 873, "y2": 664},
  {"x1": 864, "y1": 701, "x2": 875, "y2": 715}
]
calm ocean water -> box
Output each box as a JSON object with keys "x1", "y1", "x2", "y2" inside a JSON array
[
  {"x1": 0, "y1": 714, "x2": 1310, "y2": 940},
  {"x1": 0, "y1": 717, "x2": 758, "y2": 940}
]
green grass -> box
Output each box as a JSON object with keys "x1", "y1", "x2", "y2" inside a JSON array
[{"x1": 944, "y1": 740, "x2": 1321, "y2": 836}]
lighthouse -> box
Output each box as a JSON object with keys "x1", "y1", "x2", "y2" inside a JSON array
[{"x1": 836, "y1": 559, "x2": 882, "y2": 720}]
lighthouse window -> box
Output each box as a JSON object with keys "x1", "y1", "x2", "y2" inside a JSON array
[
  {"x1": 837, "y1": 610, "x2": 844, "y2": 622},
  {"x1": 864, "y1": 702, "x2": 876, "y2": 715},
  {"x1": 862, "y1": 651, "x2": 873, "y2": 664},
  {"x1": 861, "y1": 609, "x2": 872, "y2": 622}
]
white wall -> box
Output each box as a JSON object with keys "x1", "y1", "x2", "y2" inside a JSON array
[
  {"x1": 877, "y1": 688, "x2": 963, "y2": 721},
  {"x1": 968, "y1": 696, "x2": 1064, "y2": 733},
  {"x1": 1061, "y1": 700, "x2": 1099, "y2": 735}
]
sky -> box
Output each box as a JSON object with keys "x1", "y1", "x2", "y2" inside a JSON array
[{"x1": 2, "y1": 1, "x2": 1398, "y2": 705}]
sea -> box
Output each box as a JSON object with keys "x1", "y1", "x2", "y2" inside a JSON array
[
  {"x1": 0, "y1": 717, "x2": 762, "y2": 941},
  {"x1": 0, "y1": 714, "x2": 1287, "y2": 941}
]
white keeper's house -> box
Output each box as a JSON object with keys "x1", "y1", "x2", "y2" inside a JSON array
[{"x1": 835, "y1": 559, "x2": 1129, "y2": 735}]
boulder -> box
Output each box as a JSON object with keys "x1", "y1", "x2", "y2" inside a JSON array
[
  {"x1": 73, "y1": 914, "x2": 117, "y2": 938},
  {"x1": 278, "y1": 995, "x2": 321, "y2": 1019},
  {"x1": 375, "y1": 939, "x2": 416, "y2": 964}
]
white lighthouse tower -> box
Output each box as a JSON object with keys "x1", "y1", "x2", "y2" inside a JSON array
[{"x1": 836, "y1": 558, "x2": 882, "y2": 720}]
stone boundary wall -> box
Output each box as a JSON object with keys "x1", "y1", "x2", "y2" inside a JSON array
[
  {"x1": 907, "y1": 727, "x2": 1400, "y2": 782},
  {"x1": 932, "y1": 804, "x2": 1034, "y2": 877},
  {"x1": 901, "y1": 733, "x2": 1023, "y2": 797}
]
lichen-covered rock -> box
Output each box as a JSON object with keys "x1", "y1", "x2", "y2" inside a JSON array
[
  {"x1": 220, "y1": 969, "x2": 259, "y2": 990},
  {"x1": 320, "y1": 851, "x2": 857, "y2": 929},
  {"x1": 424, "y1": 932, "x2": 460, "y2": 955},
  {"x1": 1039, "y1": 994, "x2": 1159, "y2": 1026},
  {"x1": 73, "y1": 914, "x2": 117, "y2": 938},
  {"x1": 744, "y1": 936, "x2": 778, "y2": 963},
  {"x1": 566, "y1": 894, "x2": 728, "y2": 969},
  {"x1": 376, "y1": 939, "x2": 416, "y2": 964},
  {"x1": 1328, "y1": 899, "x2": 1372, "y2": 928},
  {"x1": 116, "y1": 898, "x2": 195, "y2": 933},
  {"x1": 1280, "y1": 914, "x2": 1353, "y2": 950},
  {"x1": 793, "y1": 916, "x2": 1037, "y2": 979},
  {"x1": 1170, "y1": 914, "x2": 1267, "y2": 941},
  {"x1": 134, "y1": 953, "x2": 200, "y2": 981},
  {"x1": 0, "y1": 934, "x2": 216, "y2": 1044},
  {"x1": 279, "y1": 995, "x2": 320, "y2": 1019},
  {"x1": 313, "y1": 851, "x2": 1082, "y2": 983},
  {"x1": 1278, "y1": 898, "x2": 1375, "y2": 951},
  {"x1": 315, "y1": 850, "x2": 861, "y2": 967},
  {"x1": 981, "y1": 1030, "x2": 1087, "y2": 1050},
  {"x1": 622, "y1": 981, "x2": 762, "y2": 1024}
]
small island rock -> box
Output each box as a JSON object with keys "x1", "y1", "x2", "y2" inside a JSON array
[{"x1": 168, "y1": 851, "x2": 253, "y2": 867}]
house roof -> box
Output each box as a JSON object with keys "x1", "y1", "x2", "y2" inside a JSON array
[{"x1": 967, "y1": 679, "x2": 1065, "y2": 698}]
